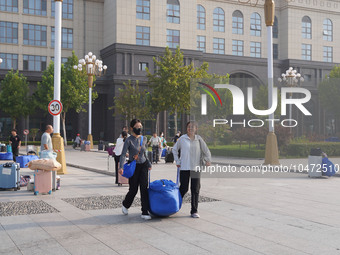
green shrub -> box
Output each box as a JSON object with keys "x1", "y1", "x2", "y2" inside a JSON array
[
  {"x1": 208, "y1": 145, "x2": 265, "y2": 158},
  {"x1": 283, "y1": 142, "x2": 340, "y2": 157}
]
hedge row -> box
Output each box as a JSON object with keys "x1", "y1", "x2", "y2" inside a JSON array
[
  {"x1": 283, "y1": 142, "x2": 340, "y2": 157},
  {"x1": 208, "y1": 146, "x2": 265, "y2": 158}
]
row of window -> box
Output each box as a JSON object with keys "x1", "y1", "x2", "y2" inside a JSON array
[
  {"x1": 0, "y1": 21, "x2": 73, "y2": 48},
  {"x1": 302, "y1": 16, "x2": 333, "y2": 41},
  {"x1": 0, "y1": 0, "x2": 73, "y2": 19},
  {"x1": 0, "y1": 53, "x2": 68, "y2": 71},
  {"x1": 302, "y1": 44, "x2": 333, "y2": 62}
]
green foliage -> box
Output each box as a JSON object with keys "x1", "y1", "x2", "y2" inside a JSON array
[
  {"x1": 319, "y1": 65, "x2": 340, "y2": 118},
  {"x1": 0, "y1": 70, "x2": 31, "y2": 128},
  {"x1": 283, "y1": 142, "x2": 340, "y2": 157},
  {"x1": 250, "y1": 85, "x2": 281, "y2": 118},
  {"x1": 208, "y1": 144, "x2": 265, "y2": 158},
  {"x1": 198, "y1": 122, "x2": 232, "y2": 146},
  {"x1": 110, "y1": 80, "x2": 151, "y2": 123},
  {"x1": 30, "y1": 128, "x2": 40, "y2": 142}
]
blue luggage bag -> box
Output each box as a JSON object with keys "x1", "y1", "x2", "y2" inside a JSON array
[
  {"x1": 148, "y1": 168, "x2": 182, "y2": 217},
  {"x1": 16, "y1": 155, "x2": 39, "y2": 168},
  {"x1": 0, "y1": 162, "x2": 20, "y2": 190},
  {"x1": 0, "y1": 152, "x2": 13, "y2": 160},
  {"x1": 322, "y1": 157, "x2": 336, "y2": 177},
  {"x1": 161, "y1": 148, "x2": 167, "y2": 157}
]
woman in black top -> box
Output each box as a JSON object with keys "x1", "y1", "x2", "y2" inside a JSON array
[{"x1": 119, "y1": 119, "x2": 152, "y2": 220}]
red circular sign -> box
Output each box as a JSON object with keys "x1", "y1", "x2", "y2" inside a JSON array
[
  {"x1": 48, "y1": 100, "x2": 63, "y2": 116},
  {"x1": 23, "y1": 129, "x2": 29, "y2": 135}
]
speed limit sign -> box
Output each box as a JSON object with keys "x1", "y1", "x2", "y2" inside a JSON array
[{"x1": 48, "y1": 100, "x2": 63, "y2": 116}]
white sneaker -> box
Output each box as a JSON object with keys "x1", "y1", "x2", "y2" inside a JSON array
[
  {"x1": 191, "y1": 213, "x2": 200, "y2": 218},
  {"x1": 141, "y1": 214, "x2": 152, "y2": 220},
  {"x1": 122, "y1": 205, "x2": 128, "y2": 215}
]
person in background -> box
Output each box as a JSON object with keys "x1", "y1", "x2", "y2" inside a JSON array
[
  {"x1": 41, "y1": 125, "x2": 54, "y2": 151},
  {"x1": 159, "y1": 131, "x2": 167, "y2": 158},
  {"x1": 113, "y1": 131, "x2": 128, "y2": 186},
  {"x1": 148, "y1": 132, "x2": 161, "y2": 163},
  {"x1": 73, "y1": 134, "x2": 81, "y2": 149},
  {"x1": 173, "y1": 121, "x2": 211, "y2": 219},
  {"x1": 173, "y1": 131, "x2": 181, "y2": 144},
  {"x1": 9, "y1": 129, "x2": 21, "y2": 162},
  {"x1": 119, "y1": 119, "x2": 152, "y2": 220},
  {"x1": 119, "y1": 126, "x2": 130, "y2": 138}
]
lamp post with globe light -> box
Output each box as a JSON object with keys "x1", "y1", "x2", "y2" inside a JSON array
[
  {"x1": 278, "y1": 67, "x2": 304, "y2": 133},
  {"x1": 73, "y1": 52, "x2": 107, "y2": 149}
]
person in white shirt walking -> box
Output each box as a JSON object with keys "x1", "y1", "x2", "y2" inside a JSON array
[
  {"x1": 173, "y1": 121, "x2": 211, "y2": 218},
  {"x1": 113, "y1": 131, "x2": 128, "y2": 186},
  {"x1": 148, "y1": 132, "x2": 161, "y2": 163},
  {"x1": 41, "y1": 125, "x2": 54, "y2": 152}
]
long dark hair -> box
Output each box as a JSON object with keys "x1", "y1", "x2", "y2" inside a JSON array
[
  {"x1": 130, "y1": 119, "x2": 141, "y2": 128},
  {"x1": 121, "y1": 131, "x2": 128, "y2": 142}
]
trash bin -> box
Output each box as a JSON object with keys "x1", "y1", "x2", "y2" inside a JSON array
[{"x1": 308, "y1": 148, "x2": 322, "y2": 178}]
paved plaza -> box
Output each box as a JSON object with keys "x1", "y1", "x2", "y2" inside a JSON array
[{"x1": 1, "y1": 147, "x2": 340, "y2": 254}]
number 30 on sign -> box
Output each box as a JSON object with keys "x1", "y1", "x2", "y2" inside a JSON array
[{"x1": 48, "y1": 100, "x2": 63, "y2": 116}]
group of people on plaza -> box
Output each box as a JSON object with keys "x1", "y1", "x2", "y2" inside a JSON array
[{"x1": 114, "y1": 119, "x2": 212, "y2": 220}]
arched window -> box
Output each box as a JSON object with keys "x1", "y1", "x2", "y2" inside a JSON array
[
  {"x1": 250, "y1": 12, "x2": 261, "y2": 36},
  {"x1": 323, "y1": 18, "x2": 332, "y2": 41},
  {"x1": 273, "y1": 16, "x2": 278, "y2": 38},
  {"x1": 213, "y1": 7, "x2": 225, "y2": 32},
  {"x1": 197, "y1": 5, "x2": 205, "y2": 30},
  {"x1": 302, "y1": 16, "x2": 311, "y2": 39},
  {"x1": 167, "y1": 0, "x2": 180, "y2": 24},
  {"x1": 232, "y1": 10, "x2": 243, "y2": 35}
]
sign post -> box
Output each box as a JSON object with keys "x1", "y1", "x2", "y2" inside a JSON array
[{"x1": 23, "y1": 129, "x2": 29, "y2": 153}]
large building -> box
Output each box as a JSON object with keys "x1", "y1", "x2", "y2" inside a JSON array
[{"x1": 1, "y1": 0, "x2": 339, "y2": 141}]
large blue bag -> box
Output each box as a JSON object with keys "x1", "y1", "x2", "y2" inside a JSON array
[
  {"x1": 122, "y1": 136, "x2": 143, "y2": 178},
  {"x1": 16, "y1": 155, "x2": 39, "y2": 168},
  {"x1": 0, "y1": 152, "x2": 13, "y2": 160},
  {"x1": 322, "y1": 157, "x2": 337, "y2": 177},
  {"x1": 148, "y1": 168, "x2": 182, "y2": 217},
  {"x1": 161, "y1": 148, "x2": 167, "y2": 157}
]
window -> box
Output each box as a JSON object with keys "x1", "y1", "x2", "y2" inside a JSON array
[
  {"x1": 52, "y1": 0, "x2": 73, "y2": 19},
  {"x1": 213, "y1": 38, "x2": 224, "y2": 54},
  {"x1": 302, "y1": 16, "x2": 312, "y2": 39},
  {"x1": 139, "y1": 62, "x2": 148, "y2": 71},
  {"x1": 323, "y1": 46, "x2": 333, "y2": 62},
  {"x1": 0, "y1": 0, "x2": 18, "y2": 12},
  {"x1": 0, "y1": 53, "x2": 18, "y2": 70},
  {"x1": 213, "y1": 7, "x2": 224, "y2": 32},
  {"x1": 167, "y1": 29, "x2": 180, "y2": 48},
  {"x1": 136, "y1": 0, "x2": 150, "y2": 20},
  {"x1": 51, "y1": 27, "x2": 73, "y2": 48},
  {"x1": 136, "y1": 26, "x2": 150, "y2": 46},
  {"x1": 197, "y1": 5, "x2": 206, "y2": 30},
  {"x1": 0, "y1": 22, "x2": 18, "y2": 44},
  {"x1": 23, "y1": 24, "x2": 47, "y2": 46},
  {"x1": 301, "y1": 44, "x2": 311, "y2": 60},
  {"x1": 232, "y1": 10, "x2": 243, "y2": 35},
  {"x1": 51, "y1": 57, "x2": 68, "y2": 64},
  {"x1": 167, "y1": 0, "x2": 180, "y2": 24},
  {"x1": 323, "y1": 19, "x2": 332, "y2": 41},
  {"x1": 250, "y1": 13, "x2": 261, "y2": 36},
  {"x1": 23, "y1": 0, "x2": 47, "y2": 16},
  {"x1": 273, "y1": 16, "x2": 278, "y2": 38},
  {"x1": 197, "y1": 36, "x2": 206, "y2": 52},
  {"x1": 273, "y1": 43, "x2": 278, "y2": 59},
  {"x1": 250, "y1": 42, "x2": 261, "y2": 58},
  {"x1": 232, "y1": 40, "x2": 243, "y2": 56},
  {"x1": 304, "y1": 74, "x2": 312, "y2": 82},
  {"x1": 23, "y1": 55, "x2": 47, "y2": 71}
]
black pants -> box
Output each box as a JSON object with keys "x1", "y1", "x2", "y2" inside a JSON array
[
  {"x1": 122, "y1": 161, "x2": 149, "y2": 215},
  {"x1": 179, "y1": 170, "x2": 201, "y2": 214},
  {"x1": 114, "y1": 155, "x2": 120, "y2": 184},
  {"x1": 12, "y1": 147, "x2": 18, "y2": 162},
  {"x1": 152, "y1": 146, "x2": 159, "y2": 162}
]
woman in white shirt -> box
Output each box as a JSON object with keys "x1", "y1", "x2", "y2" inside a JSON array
[
  {"x1": 113, "y1": 131, "x2": 127, "y2": 186},
  {"x1": 173, "y1": 121, "x2": 211, "y2": 218}
]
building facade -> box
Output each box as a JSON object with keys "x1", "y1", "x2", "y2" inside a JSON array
[{"x1": 1, "y1": 0, "x2": 339, "y2": 141}]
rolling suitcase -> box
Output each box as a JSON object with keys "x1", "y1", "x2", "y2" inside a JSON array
[
  {"x1": 148, "y1": 151, "x2": 153, "y2": 164},
  {"x1": 308, "y1": 155, "x2": 322, "y2": 178},
  {"x1": 0, "y1": 163, "x2": 20, "y2": 190},
  {"x1": 165, "y1": 148, "x2": 174, "y2": 163},
  {"x1": 34, "y1": 170, "x2": 52, "y2": 195},
  {"x1": 0, "y1": 144, "x2": 6, "y2": 152}
]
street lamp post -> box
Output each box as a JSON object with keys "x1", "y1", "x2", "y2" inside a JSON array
[
  {"x1": 52, "y1": 0, "x2": 67, "y2": 175},
  {"x1": 73, "y1": 53, "x2": 107, "y2": 149},
  {"x1": 278, "y1": 67, "x2": 304, "y2": 133}
]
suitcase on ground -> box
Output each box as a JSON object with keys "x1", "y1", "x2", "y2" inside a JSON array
[
  {"x1": 118, "y1": 173, "x2": 129, "y2": 185},
  {"x1": 0, "y1": 163, "x2": 20, "y2": 190},
  {"x1": 6, "y1": 145, "x2": 12, "y2": 153},
  {"x1": 16, "y1": 155, "x2": 39, "y2": 168},
  {"x1": 161, "y1": 148, "x2": 167, "y2": 158},
  {"x1": 148, "y1": 151, "x2": 153, "y2": 163},
  {"x1": 165, "y1": 149, "x2": 174, "y2": 163},
  {"x1": 40, "y1": 151, "x2": 57, "y2": 191},
  {"x1": 85, "y1": 144, "x2": 91, "y2": 151},
  {"x1": 34, "y1": 170, "x2": 52, "y2": 195},
  {"x1": 0, "y1": 144, "x2": 6, "y2": 152},
  {"x1": 80, "y1": 143, "x2": 85, "y2": 151},
  {"x1": 98, "y1": 143, "x2": 104, "y2": 151},
  {"x1": 308, "y1": 155, "x2": 322, "y2": 178},
  {"x1": 0, "y1": 152, "x2": 13, "y2": 160}
]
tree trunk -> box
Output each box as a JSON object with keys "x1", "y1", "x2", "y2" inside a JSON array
[
  {"x1": 62, "y1": 112, "x2": 67, "y2": 146},
  {"x1": 12, "y1": 118, "x2": 16, "y2": 129},
  {"x1": 156, "y1": 113, "x2": 160, "y2": 135},
  {"x1": 174, "y1": 109, "x2": 178, "y2": 136}
]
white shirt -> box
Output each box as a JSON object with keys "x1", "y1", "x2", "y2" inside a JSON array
[
  {"x1": 173, "y1": 134, "x2": 211, "y2": 171},
  {"x1": 113, "y1": 138, "x2": 125, "y2": 156}
]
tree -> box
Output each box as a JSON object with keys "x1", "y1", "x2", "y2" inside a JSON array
[
  {"x1": 319, "y1": 66, "x2": 340, "y2": 119},
  {"x1": 30, "y1": 128, "x2": 40, "y2": 142},
  {"x1": 147, "y1": 47, "x2": 208, "y2": 134},
  {"x1": 0, "y1": 70, "x2": 31, "y2": 128},
  {"x1": 33, "y1": 51, "x2": 97, "y2": 145},
  {"x1": 110, "y1": 80, "x2": 151, "y2": 126}
]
